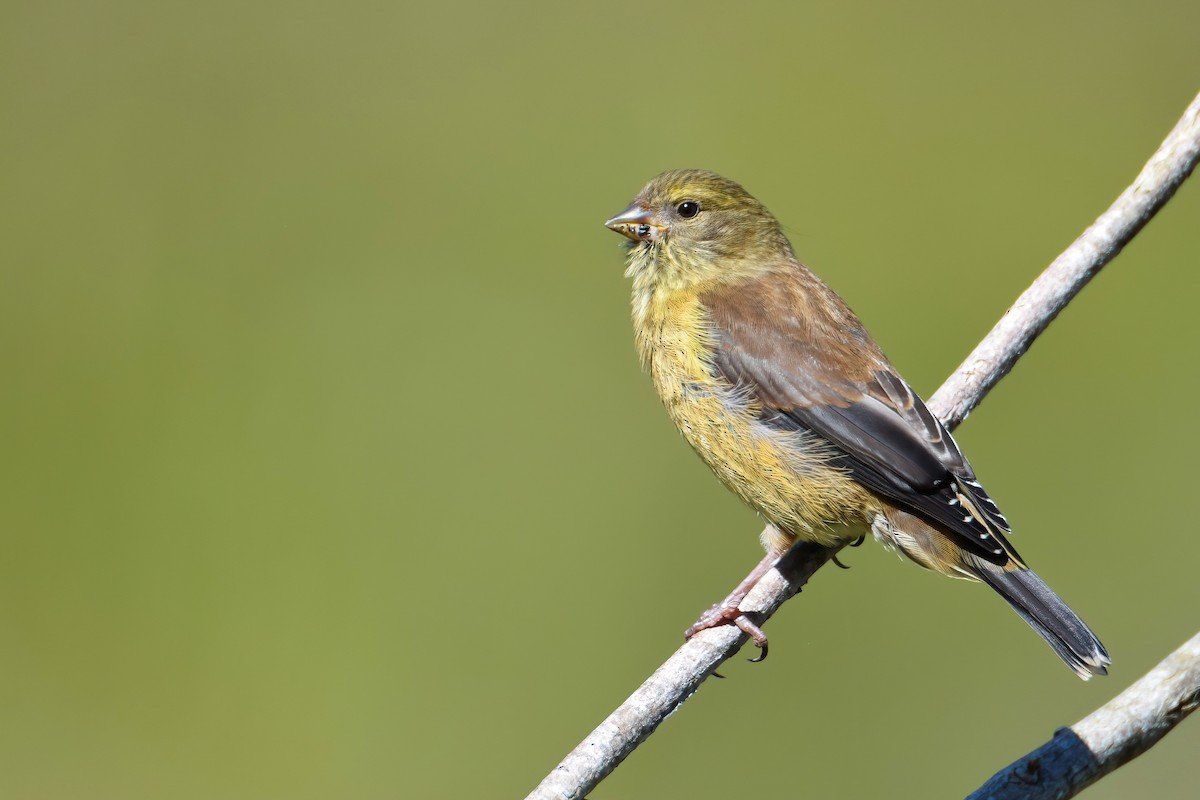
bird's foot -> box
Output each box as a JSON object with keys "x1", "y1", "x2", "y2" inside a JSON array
[
  {"x1": 685, "y1": 603, "x2": 770, "y2": 662},
  {"x1": 683, "y1": 550, "x2": 780, "y2": 662}
]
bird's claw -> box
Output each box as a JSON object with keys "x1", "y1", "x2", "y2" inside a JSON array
[
  {"x1": 831, "y1": 535, "x2": 864, "y2": 568},
  {"x1": 735, "y1": 614, "x2": 769, "y2": 661}
]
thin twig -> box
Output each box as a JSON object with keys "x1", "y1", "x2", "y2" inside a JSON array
[
  {"x1": 967, "y1": 631, "x2": 1200, "y2": 800},
  {"x1": 930, "y1": 91, "x2": 1200, "y2": 425},
  {"x1": 527, "y1": 90, "x2": 1200, "y2": 800}
]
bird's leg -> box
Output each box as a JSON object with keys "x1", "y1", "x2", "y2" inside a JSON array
[{"x1": 684, "y1": 550, "x2": 779, "y2": 660}]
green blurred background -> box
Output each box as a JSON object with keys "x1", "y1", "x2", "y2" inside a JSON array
[{"x1": 2, "y1": 1, "x2": 1198, "y2": 797}]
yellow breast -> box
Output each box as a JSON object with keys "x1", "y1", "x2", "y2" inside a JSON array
[{"x1": 633, "y1": 287, "x2": 876, "y2": 550}]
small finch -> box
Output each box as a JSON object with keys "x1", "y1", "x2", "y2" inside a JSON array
[{"x1": 606, "y1": 169, "x2": 1109, "y2": 679}]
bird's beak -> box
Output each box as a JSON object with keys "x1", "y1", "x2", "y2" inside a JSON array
[{"x1": 605, "y1": 203, "x2": 663, "y2": 242}]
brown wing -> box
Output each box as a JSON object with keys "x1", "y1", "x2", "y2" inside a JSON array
[{"x1": 702, "y1": 266, "x2": 1019, "y2": 566}]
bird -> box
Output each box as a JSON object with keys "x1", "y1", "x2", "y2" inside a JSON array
[{"x1": 604, "y1": 168, "x2": 1109, "y2": 679}]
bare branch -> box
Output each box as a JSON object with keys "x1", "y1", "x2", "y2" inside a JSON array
[
  {"x1": 527, "y1": 90, "x2": 1200, "y2": 800},
  {"x1": 930, "y1": 90, "x2": 1200, "y2": 426},
  {"x1": 525, "y1": 545, "x2": 839, "y2": 800},
  {"x1": 967, "y1": 631, "x2": 1200, "y2": 800}
]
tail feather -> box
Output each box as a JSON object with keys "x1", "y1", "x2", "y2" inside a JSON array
[{"x1": 968, "y1": 558, "x2": 1110, "y2": 680}]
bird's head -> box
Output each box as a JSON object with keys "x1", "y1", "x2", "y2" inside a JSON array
[{"x1": 605, "y1": 169, "x2": 790, "y2": 289}]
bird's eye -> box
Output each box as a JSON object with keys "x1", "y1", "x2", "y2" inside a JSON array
[{"x1": 676, "y1": 201, "x2": 701, "y2": 219}]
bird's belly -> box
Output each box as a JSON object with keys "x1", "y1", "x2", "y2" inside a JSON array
[{"x1": 652, "y1": 359, "x2": 875, "y2": 549}]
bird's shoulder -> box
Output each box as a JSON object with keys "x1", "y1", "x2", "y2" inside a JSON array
[{"x1": 698, "y1": 262, "x2": 889, "y2": 406}]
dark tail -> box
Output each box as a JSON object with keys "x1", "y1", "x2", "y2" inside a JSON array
[{"x1": 969, "y1": 559, "x2": 1110, "y2": 680}]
